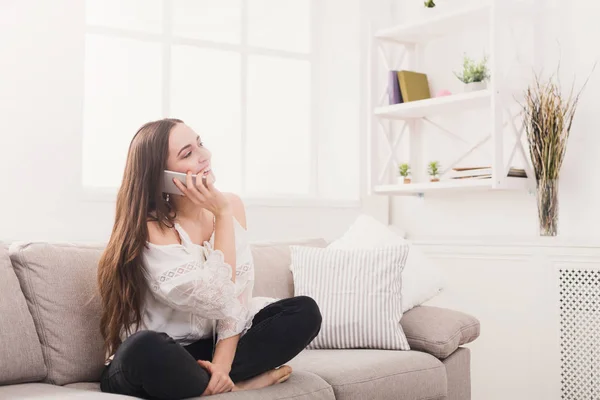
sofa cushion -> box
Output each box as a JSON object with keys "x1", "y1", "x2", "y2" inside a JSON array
[
  {"x1": 0, "y1": 245, "x2": 47, "y2": 385},
  {"x1": 9, "y1": 242, "x2": 107, "y2": 386},
  {"x1": 64, "y1": 370, "x2": 335, "y2": 400},
  {"x1": 251, "y1": 238, "x2": 327, "y2": 299},
  {"x1": 64, "y1": 382, "x2": 103, "y2": 392},
  {"x1": 288, "y1": 349, "x2": 447, "y2": 400},
  {"x1": 400, "y1": 305, "x2": 480, "y2": 359},
  {"x1": 0, "y1": 383, "x2": 133, "y2": 399}
]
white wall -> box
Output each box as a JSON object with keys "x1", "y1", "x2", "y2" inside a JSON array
[{"x1": 0, "y1": 0, "x2": 378, "y2": 244}]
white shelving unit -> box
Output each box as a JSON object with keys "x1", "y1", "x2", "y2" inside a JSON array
[
  {"x1": 375, "y1": 178, "x2": 495, "y2": 195},
  {"x1": 367, "y1": 1, "x2": 538, "y2": 197},
  {"x1": 374, "y1": 89, "x2": 491, "y2": 120},
  {"x1": 375, "y1": 174, "x2": 530, "y2": 196},
  {"x1": 375, "y1": 4, "x2": 491, "y2": 45}
]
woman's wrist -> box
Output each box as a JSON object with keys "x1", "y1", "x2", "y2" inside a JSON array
[
  {"x1": 212, "y1": 361, "x2": 232, "y2": 373},
  {"x1": 212, "y1": 334, "x2": 239, "y2": 373},
  {"x1": 214, "y1": 207, "x2": 233, "y2": 218},
  {"x1": 211, "y1": 352, "x2": 233, "y2": 373}
]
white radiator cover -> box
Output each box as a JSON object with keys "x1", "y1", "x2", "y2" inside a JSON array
[{"x1": 559, "y1": 268, "x2": 600, "y2": 400}]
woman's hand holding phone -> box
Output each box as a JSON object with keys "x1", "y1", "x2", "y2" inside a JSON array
[{"x1": 172, "y1": 171, "x2": 231, "y2": 216}]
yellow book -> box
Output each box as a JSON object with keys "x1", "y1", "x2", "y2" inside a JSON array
[{"x1": 397, "y1": 70, "x2": 431, "y2": 102}]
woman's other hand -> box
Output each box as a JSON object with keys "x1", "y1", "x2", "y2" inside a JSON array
[{"x1": 197, "y1": 360, "x2": 235, "y2": 395}]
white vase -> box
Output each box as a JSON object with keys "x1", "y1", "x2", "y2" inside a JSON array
[
  {"x1": 397, "y1": 176, "x2": 405, "y2": 185},
  {"x1": 464, "y1": 81, "x2": 487, "y2": 92}
]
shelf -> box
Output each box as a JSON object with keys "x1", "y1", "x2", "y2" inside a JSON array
[
  {"x1": 375, "y1": 5, "x2": 491, "y2": 45},
  {"x1": 368, "y1": 1, "x2": 536, "y2": 198},
  {"x1": 373, "y1": 177, "x2": 531, "y2": 196},
  {"x1": 374, "y1": 90, "x2": 491, "y2": 120}
]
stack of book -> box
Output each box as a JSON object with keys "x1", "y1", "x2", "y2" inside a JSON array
[
  {"x1": 388, "y1": 70, "x2": 431, "y2": 105},
  {"x1": 449, "y1": 166, "x2": 527, "y2": 180},
  {"x1": 507, "y1": 168, "x2": 527, "y2": 178}
]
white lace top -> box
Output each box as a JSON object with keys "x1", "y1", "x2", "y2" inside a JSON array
[{"x1": 106, "y1": 218, "x2": 276, "y2": 365}]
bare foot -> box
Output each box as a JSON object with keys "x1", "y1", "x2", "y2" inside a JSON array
[{"x1": 232, "y1": 365, "x2": 292, "y2": 392}]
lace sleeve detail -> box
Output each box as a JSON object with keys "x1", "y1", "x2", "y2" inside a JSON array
[
  {"x1": 215, "y1": 316, "x2": 248, "y2": 342},
  {"x1": 146, "y1": 248, "x2": 248, "y2": 322},
  {"x1": 215, "y1": 252, "x2": 255, "y2": 342}
]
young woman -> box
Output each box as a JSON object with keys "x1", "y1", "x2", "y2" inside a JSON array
[{"x1": 97, "y1": 118, "x2": 322, "y2": 399}]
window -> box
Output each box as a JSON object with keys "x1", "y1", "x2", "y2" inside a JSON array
[{"x1": 83, "y1": 0, "x2": 360, "y2": 203}]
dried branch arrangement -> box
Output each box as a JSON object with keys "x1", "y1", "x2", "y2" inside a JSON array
[{"x1": 522, "y1": 64, "x2": 594, "y2": 235}]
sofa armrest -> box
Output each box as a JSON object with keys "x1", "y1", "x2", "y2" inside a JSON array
[{"x1": 400, "y1": 305, "x2": 480, "y2": 359}]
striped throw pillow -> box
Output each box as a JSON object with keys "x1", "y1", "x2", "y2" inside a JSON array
[{"x1": 290, "y1": 245, "x2": 410, "y2": 350}]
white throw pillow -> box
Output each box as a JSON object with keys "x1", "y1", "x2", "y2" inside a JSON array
[
  {"x1": 328, "y1": 214, "x2": 444, "y2": 313},
  {"x1": 329, "y1": 215, "x2": 407, "y2": 248},
  {"x1": 290, "y1": 245, "x2": 410, "y2": 350}
]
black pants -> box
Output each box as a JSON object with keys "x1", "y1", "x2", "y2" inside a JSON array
[{"x1": 100, "y1": 296, "x2": 321, "y2": 400}]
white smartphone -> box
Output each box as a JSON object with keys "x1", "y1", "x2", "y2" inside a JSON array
[{"x1": 162, "y1": 170, "x2": 208, "y2": 195}]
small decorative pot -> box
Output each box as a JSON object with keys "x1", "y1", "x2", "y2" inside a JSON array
[{"x1": 464, "y1": 81, "x2": 487, "y2": 92}]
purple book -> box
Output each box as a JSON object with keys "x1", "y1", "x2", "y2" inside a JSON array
[{"x1": 388, "y1": 70, "x2": 403, "y2": 105}]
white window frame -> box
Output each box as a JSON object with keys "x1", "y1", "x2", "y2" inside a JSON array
[{"x1": 81, "y1": 0, "x2": 360, "y2": 208}]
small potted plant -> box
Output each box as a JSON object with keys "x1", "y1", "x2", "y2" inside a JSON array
[
  {"x1": 454, "y1": 54, "x2": 490, "y2": 92},
  {"x1": 420, "y1": 0, "x2": 446, "y2": 17},
  {"x1": 398, "y1": 163, "x2": 411, "y2": 184},
  {"x1": 427, "y1": 161, "x2": 441, "y2": 182}
]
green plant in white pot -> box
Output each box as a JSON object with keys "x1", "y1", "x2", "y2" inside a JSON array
[
  {"x1": 427, "y1": 161, "x2": 441, "y2": 182},
  {"x1": 454, "y1": 54, "x2": 490, "y2": 92},
  {"x1": 398, "y1": 163, "x2": 411, "y2": 184},
  {"x1": 424, "y1": 0, "x2": 436, "y2": 7}
]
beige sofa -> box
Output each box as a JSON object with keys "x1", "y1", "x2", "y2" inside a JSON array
[{"x1": 0, "y1": 238, "x2": 480, "y2": 400}]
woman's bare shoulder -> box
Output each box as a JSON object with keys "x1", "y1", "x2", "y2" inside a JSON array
[
  {"x1": 147, "y1": 220, "x2": 181, "y2": 245},
  {"x1": 223, "y1": 193, "x2": 246, "y2": 230}
]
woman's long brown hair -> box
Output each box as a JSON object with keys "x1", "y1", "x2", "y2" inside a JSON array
[{"x1": 97, "y1": 118, "x2": 183, "y2": 358}]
